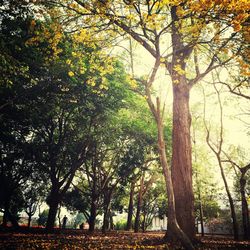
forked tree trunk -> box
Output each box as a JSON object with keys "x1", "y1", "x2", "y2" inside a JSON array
[
  {"x1": 147, "y1": 96, "x2": 194, "y2": 250},
  {"x1": 171, "y1": 84, "x2": 195, "y2": 240},
  {"x1": 126, "y1": 181, "x2": 135, "y2": 231}
]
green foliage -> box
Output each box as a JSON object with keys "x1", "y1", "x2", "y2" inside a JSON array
[{"x1": 115, "y1": 218, "x2": 128, "y2": 230}]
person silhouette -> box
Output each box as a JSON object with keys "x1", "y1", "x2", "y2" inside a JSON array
[{"x1": 62, "y1": 215, "x2": 67, "y2": 229}]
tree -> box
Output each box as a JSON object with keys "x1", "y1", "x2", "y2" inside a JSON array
[
  {"x1": 0, "y1": 11, "x2": 38, "y2": 228},
  {"x1": 203, "y1": 81, "x2": 239, "y2": 240},
  {"x1": 18, "y1": 14, "x2": 133, "y2": 231},
  {"x1": 141, "y1": 176, "x2": 167, "y2": 232},
  {"x1": 37, "y1": 209, "x2": 49, "y2": 227},
  {"x1": 222, "y1": 146, "x2": 250, "y2": 240},
  {"x1": 23, "y1": 180, "x2": 46, "y2": 228},
  {"x1": 40, "y1": 1, "x2": 249, "y2": 245}
]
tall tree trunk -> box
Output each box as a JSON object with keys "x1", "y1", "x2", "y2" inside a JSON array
[
  {"x1": 46, "y1": 189, "x2": 60, "y2": 232},
  {"x1": 240, "y1": 173, "x2": 250, "y2": 240},
  {"x1": 154, "y1": 98, "x2": 194, "y2": 250},
  {"x1": 217, "y1": 158, "x2": 239, "y2": 240},
  {"x1": 126, "y1": 181, "x2": 135, "y2": 231},
  {"x1": 134, "y1": 176, "x2": 144, "y2": 233},
  {"x1": 146, "y1": 94, "x2": 194, "y2": 249},
  {"x1": 171, "y1": 83, "x2": 195, "y2": 240}
]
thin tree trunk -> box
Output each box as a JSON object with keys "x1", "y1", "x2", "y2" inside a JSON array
[
  {"x1": 126, "y1": 181, "x2": 135, "y2": 231},
  {"x1": 57, "y1": 203, "x2": 62, "y2": 229},
  {"x1": 28, "y1": 214, "x2": 32, "y2": 228},
  {"x1": 204, "y1": 83, "x2": 239, "y2": 241},
  {"x1": 217, "y1": 158, "x2": 239, "y2": 240},
  {"x1": 171, "y1": 84, "x2": 195, "y2": 240},
  {"x1": 134, "y1": 176, "x2": 144, "y2": 233},
  {"x1": 240, "y1": 172, "x2": 250, "y2": 240},
  {"x1": 199, "y1": 197, "x2": 204, "y2": 237}
]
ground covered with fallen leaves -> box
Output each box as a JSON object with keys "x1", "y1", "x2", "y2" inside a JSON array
[{"x1": 0, "y1": 229, "x2": 250, "y2": 249}]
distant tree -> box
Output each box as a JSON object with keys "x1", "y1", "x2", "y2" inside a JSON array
[
  {"x1": 37, "y1": 209, "x2": 49, "y2": 227},
  {"x1": 0, "y1": 6, "x2": 38, "y2": 228},
  {"x1": 203, "y1": 81, "x2": 239, "y2": 240},
  {"x1": 141, "y1": 177, "x2": 167, "y2": 232}
]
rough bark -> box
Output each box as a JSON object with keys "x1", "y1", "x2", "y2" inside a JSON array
[
  {"x1": 171, "y1": 83, "x2": 195, "y2": 240},
  {"x1": 147, "y1": 96, "x2": 194, "y2": 250},
  {"x1": 126, "y1": 181, "x2": 135, "y2": 231}
]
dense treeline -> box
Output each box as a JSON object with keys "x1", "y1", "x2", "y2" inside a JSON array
[{"x1": 0, "y1": 1, "x2": 165, "y2": 233}]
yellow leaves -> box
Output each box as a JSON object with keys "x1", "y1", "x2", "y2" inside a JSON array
[
  {"x1": 26, "y1": 20, "x2": 64, "y2": 60},
  {"x1": 125, "y1": 74, "x2": 140, "y2": 90},
  {"x1": 231, "y1": 13, "x2": 249, "y2": 32},
  {"x1": 213, "y1": 34, "x2": 221, "y2": 44},
  {"x1": 231, "y1": 20, "x2": 242, "y2": 32},
  {"x1": 73, "y1": 29, "x2": 91, "y2": 43},
  {"x1": 68, "y1": 71, "x2": 75, "y2": 77},
  {"x1": 176, "y1": 6, "x2": 187, "y2": 18},
  {"x1": 79, "y1": 67, "x2": 86, "y2": 75},
  {"x1": 235, "y1": 57, "x2": 250, "y2": 77},
  {"x1": 128, "y1": 77, "x2": 138, "y2": 89},
  {"x1": 68, "y1": 2, "x2": 77, "y2": 9},
  {"x1": 87, "y1": 79, "x2": 96, "y2": 87},
  {"x1": 66, "y1": 59, "x2": 72, "y2": 65},
  {"x1": 173, "y1": 64, "x2": 186, "y2": 76}
]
